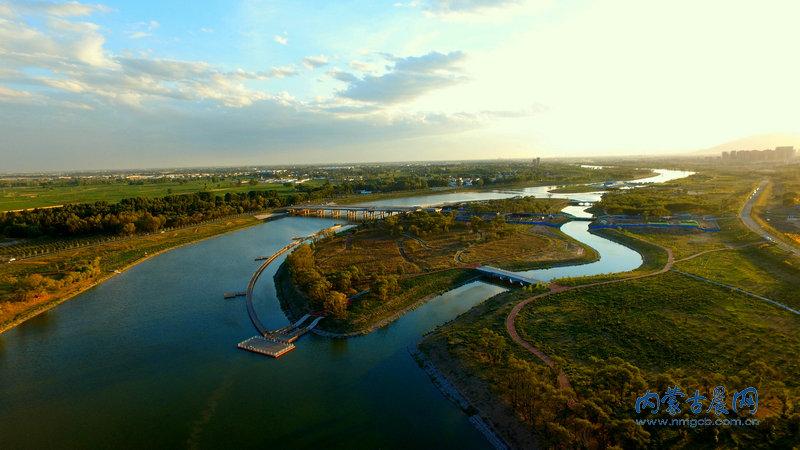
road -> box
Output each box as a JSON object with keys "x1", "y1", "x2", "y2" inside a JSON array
[{"x1": 740, "y1": 179, "x2": 800, "y2": 258}]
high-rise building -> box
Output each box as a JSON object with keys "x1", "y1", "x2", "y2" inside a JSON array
[{"x1": 720, "y1": 146, "x2": 796, "y2": 163}]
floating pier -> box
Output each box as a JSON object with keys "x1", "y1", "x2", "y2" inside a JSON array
[
  {"x1": 236, "y1": 231, "x2": 331, "y2": 359},
  {"x1": 237, "y1": 336, "x2": 295, "y2": 358},
  {"x1": 237, "y1": 315, "x2": 324, "y2": 358}
]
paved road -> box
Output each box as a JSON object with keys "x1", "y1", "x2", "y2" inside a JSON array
[{"x1": 740, "y1": 179, "x2": 800, "y2": 258}]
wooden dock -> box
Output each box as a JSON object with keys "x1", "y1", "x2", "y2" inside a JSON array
[
  {"x1": 236, "y1": 231, "x2": 330, "y2": 358},
  {"x1": 237, "y1": 336, "x2": 295, "y2": 358}
]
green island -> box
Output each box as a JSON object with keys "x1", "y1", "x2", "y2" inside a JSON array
[
  {"x1": 418, "y1": 165, "x2": 800, "y2": 449},
  {"x1": 275, "y1": 196, "x2": 597, "y2": 335}
]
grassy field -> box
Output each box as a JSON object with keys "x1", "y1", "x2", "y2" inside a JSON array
[
  {"x1": 675, "y1": 244, "x2": 800, "y2": 310},
  {"x1": 519, "y1": 272, "x2": 800, "y2": 379},
  {"x1": 281, "y1": 212, "x2": 592, "y2": 334},
  {"x1": 314, "y1": 224, "x2": 589, "y2": 277},
  {"x1": 417, "y1": 168, "x2": 800, "y2": 448},
  {"x1": 0, "y1": 179, "x2": 323, "y2": 211},
  {"x1": 422, "y1": 270, "x2": 800, "y2": 448},
  {"x1": 0, "y1": 215, "x2": 260, "y2": 332}
]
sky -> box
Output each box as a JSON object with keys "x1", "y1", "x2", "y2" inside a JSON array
[{"x1": 1, "y1": 0, "x2": 799, "y2": 171}]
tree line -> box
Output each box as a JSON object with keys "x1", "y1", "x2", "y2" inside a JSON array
[
  {"x1": 440, "y1": 327, "x2": 799, "y2": 449},
  {"x1": 0, "y1": 186, "x2": 334, "y2": 239}
]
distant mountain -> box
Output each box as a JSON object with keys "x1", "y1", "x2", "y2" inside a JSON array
[{"x1": 695, "y1": 133, "x2": 800, "y2": 155}]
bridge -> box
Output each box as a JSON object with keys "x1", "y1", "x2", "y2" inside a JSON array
[
  {"x1": 285, "y1": 204, "x2": 439, "y2": 220},
  {"x1": 476, "y1": 265, "x2": 540, "y2": 286},
  {"x1": 237, "y1": 227, "x2": 337, "y2": 358}
]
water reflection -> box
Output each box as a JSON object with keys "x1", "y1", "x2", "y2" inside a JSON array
[{"x1": 0, "y1": 168, "x2": 693, "y2": 449}]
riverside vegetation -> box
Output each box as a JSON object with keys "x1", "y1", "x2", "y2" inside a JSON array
[
  {"x1": 0, "y1": 162, "x2": 647, "y2": 334},
  {"x1": 420, "y1": 167, "x2": 800, "y2": 449},
  {"x1": 277, "y1": 197, "x2": 596, "y2": 334}
]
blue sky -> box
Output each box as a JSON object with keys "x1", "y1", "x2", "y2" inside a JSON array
[{"x1": 1, "y1": 0, "x2": 799, "y2": 170}]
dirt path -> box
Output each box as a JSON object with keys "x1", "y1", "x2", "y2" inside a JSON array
[
  {"x1": 505, "y1": 241, "x2": 674, "y2": 391},
  {"x1": 506, "y1": 235, "x2": 792, "y2": 392}
]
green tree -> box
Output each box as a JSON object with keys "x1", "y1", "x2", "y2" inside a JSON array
[{"x1": 323, "y1": 291, "x2": 348, "y2": 318}]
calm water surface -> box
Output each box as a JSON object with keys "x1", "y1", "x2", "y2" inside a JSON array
[{"x1": 0, "y1": 169, "x2": 691, "y2": 449}]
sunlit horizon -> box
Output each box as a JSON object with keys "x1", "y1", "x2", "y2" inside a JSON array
[{"x1": 2, "y1": 0, "x2": 799, "y2": 171}]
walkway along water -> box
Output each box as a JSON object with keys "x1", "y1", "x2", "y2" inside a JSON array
[{"x1": 237, "y1": 226, "x2": 343, "y2": 357}]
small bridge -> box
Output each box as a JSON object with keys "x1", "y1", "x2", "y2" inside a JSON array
[
  {"x1": 286, "y1": 204, "x2": 438, "y2": 220},
  {"x1": 476, "y1": 265, "x2": 540, "y2": 286},
  {"x1": 237, "y1": 228, "x2": 337, "y2": 358}
]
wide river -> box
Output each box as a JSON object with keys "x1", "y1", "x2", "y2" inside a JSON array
[{"x1": 0, "y1": 169, "x2": 692, "y2": 449}]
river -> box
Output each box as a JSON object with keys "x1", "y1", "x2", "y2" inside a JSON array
[{"x1": 0, "y1": 169, "x2": 692, "y2": 449}]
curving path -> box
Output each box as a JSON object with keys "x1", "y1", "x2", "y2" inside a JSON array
[
  {"x1": 506, "y1": 234, "x2": 797, "y2": 392},
  {"x1": 245, "y1": 241, "x2": 302, "y2": 335},
  {"x1": 505, "y1": 239, "x2": 674, "y2": 391}
]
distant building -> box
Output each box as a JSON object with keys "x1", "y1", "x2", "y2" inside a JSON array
[
  {"x1": 721, "y1": 146, "x2": 795, "y2": 163},
  {"x1": 775, "y1": 146, "x2": 797, "y2": 160}
]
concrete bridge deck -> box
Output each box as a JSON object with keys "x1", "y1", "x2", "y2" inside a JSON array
[
  {"x1": 285, "y1": 204, "x2": 444, "y2": 220},
  {"x1": 476, "y1": 265, "x2": 540, "y2": 286},
  {"x1": 287, "y1": 204, "x2": 422, "y2": 213}
]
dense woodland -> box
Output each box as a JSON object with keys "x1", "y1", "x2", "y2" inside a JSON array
[
  {"x1": 0, "y1": 187, "x2": 332, "y2": 239},
  {"x1": 286, "y1": 243, "x2": 400, "y2": 318}
]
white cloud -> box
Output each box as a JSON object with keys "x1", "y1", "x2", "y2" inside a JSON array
[
  {"x1": 127, "y1": 19, "x2": 158, "y2": 39},
  {"x1": 337, "y1": 51, "x2": 467, "y2": 104},
  {"x1": 0, "y1": 85, "x2": 34, "y2": 100},
  {"x1": 263, "y1": 65, "x2": 298, "y2": 78},
  {"x1": 273, "y1": 34, "x2": 288, "y2": 45},
  {"x1": 302, "y1": 54, "x2": 329, "y2": 69},
  {"x1": 8, "y1": 1, "x2": 110, "y2": 17},
  {"x1": 349, "y1": 60, "x2": 374, "y2": 72},
  {"x1": 328, "y1": 70, "x2": 358, "y2": 83},
  {"x1": 425, "y1": 0, "x2": 521, "y2": 14}
]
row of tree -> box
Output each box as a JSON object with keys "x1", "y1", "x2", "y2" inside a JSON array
[
  {"x1": 446, "y1": 326, "x2": 800, "y2": 449},
  {"x1": 0, "y1": 185, "x2": 335, "y2": 239}
]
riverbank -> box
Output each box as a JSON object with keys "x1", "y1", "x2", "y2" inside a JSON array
[
  {"x1": 418, "y1": 289, "x2": 540, "y2": 449},
  {"x1": 409, "y1": 347, "x2": 512, "y2": 450},
  {"x1": 275, "y1": 206, "x2": 595, "y2": 335},
  {"x1": 275, "y1": 261, "x2": 479, "y2": 337},
  {"x1": 0, "y1": 215, "x2": 263, "y2": 334}
]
